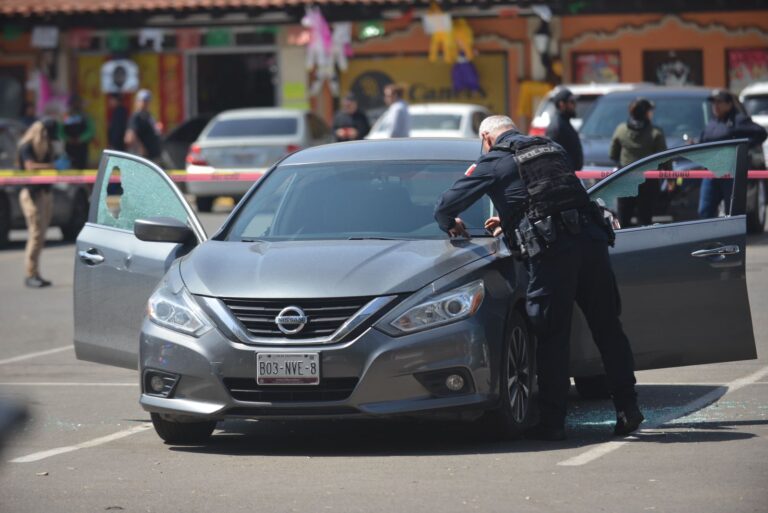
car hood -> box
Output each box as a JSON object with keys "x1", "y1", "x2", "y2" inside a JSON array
[{"x1": 181, "y1": 238, "x2": 498, "y2": 298}]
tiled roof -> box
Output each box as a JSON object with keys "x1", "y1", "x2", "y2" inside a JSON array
[{"x1": 1, "y1": 0, "x2": 496, "y2": 17}]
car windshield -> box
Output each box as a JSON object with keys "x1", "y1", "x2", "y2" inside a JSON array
[
  {"x1": 580, "y1": 96, "x2": 710, "y2": 139},
  {"x1": 206, "y1": 118, "x2": 299, "y2": 138},
  {"x1": 411, "y1": 114, "x2": 462, "y2": 131},
  {"x1": 743, "y1": 95, "x2": 768, "y2": 116},
  {"x1": 223, "y1": 161, "x2": 493, "y2": 241}
]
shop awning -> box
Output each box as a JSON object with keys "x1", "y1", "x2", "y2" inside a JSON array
[{"x1": 0, "y1": 0, "x2": 513, "y2": 17}]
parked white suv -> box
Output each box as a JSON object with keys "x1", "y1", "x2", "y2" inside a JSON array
[
  {"x1": 367, "y1": 103, "x2": 490, "y2": 139},
  {"x1": 740, "y1": 82, "x2": 768, "y2": 163}
]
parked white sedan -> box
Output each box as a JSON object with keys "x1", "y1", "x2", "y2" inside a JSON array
[
  {"x1": 185, "y1": 108, "x2": 332, "y2": 212},
  {"x1": 366, "y1": 103, "x2": 490, "y2": 139}
]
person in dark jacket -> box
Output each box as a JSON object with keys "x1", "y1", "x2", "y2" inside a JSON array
[
  {"x1": 434, "y1": 115, "x2": 643, "y2": 441},
  {"x1": 61, "y1": 95, "x2": 95, "y2": 169},
  {"x1": 609, "y1": 98, "x2": 667, "y2": 227},
  {"x1": 698, "y1": 89, "x2": 767, "y2": 218},
  {"x1": 124, "y1": 89, "x2": 162, "y2": 163},
  {"x1": 333, "y1": 93, "x2": 371, "y2": 142},
  {"x1": 545, "y1": 88, "x2": 583, "y2": 172},
  {"x1": 107, "y1": 93, "x2": 128, "y2": 151}
]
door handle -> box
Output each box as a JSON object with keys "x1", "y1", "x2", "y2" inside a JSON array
[
  {"x1": 78, "y1": 249, "x2": 104, "y2": 265},
  {"x1": 691, "y1": 245, "x2": 740, "y2": 258}
]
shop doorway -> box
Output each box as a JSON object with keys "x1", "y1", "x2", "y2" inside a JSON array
[
  {"x1": 194, "y1": 52, "x2": 277, "y2": 115},
  {"x1": 0, "y1": 66, "x2": 27, "y2": 119}
]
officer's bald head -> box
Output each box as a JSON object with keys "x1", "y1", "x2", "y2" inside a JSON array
[{"x1": 478, "y1": 115, "x2": 517, "y2": 151}]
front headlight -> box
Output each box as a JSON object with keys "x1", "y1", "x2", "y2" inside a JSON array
[
  {"x1": 148, "y1": 281, "x2": 213, "y2": 337},
  {"x1": 390, "y1": 280, "x2": 485, "y2": 333}
]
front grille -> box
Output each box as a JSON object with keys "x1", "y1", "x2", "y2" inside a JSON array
[
  {"x1": 224, "y1": 377, "x2": 359, "y2": 402},
  {"x1": 220, "y1": 297, "x2": 373, "y2": 339}
]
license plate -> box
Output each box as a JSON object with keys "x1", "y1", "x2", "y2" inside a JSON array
[{"x1": 257, "y1": 353, "x2": 320, "y2": 385}]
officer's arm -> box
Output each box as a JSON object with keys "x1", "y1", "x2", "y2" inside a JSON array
[{"x1": 434, "y1": 161, "x2": 496, "y2": 232}]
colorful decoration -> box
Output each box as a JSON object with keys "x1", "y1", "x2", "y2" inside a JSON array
[
  {"x1": 68, "y1": 28, "x2": 93, "y2": 50},
  {"x1": 358, "y1": 21, "x2": 385, "y2": 40},
  {"x1": 302, "y1": 6, "x2": 335, "y2": 96},
  {"x1": 332, "y1": 23, "x2": 353, "y2": 71},
  {"x1": 425, "y1": 4, "x2": 456, "y2": 64},
  {"x1": 31, "y1": 26, "x2": 59, "y2": 49},
  {"x1": 452, "y1": 60, "x2": 481, "y2": 93},
  {"x1": 139, "y1": 28, "x2": 164, "y2": 52},
  {"x1": 205, "y1": 28, "x2": 232, "y2": 47},
  {"x1": 2, "y1": 25, "x2": 23, "y2": 42},
  {"x1": 106, "y1": 30, "x2": 129, "y2": 52},
  {"x1": 453, "y1": 18, "x2": 475, "y2": 61},
  {"x1": 176, "y1": 28, "x2": 201, "y2": 50}
]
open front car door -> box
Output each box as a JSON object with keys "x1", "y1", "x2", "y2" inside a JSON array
[
  {"x1": 74, "y1": 151, "x2": 206, "y2": 369},
  {"x1": 570, "y1": 139, "x2": 757, "y2": 376}
]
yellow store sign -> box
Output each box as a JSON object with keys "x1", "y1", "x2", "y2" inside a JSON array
[{"x1": 340, "y1": 53, "x2": 508, "y2": 114}]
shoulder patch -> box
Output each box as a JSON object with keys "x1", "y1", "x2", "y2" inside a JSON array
[{"x1": 465, "y1": 164, "x2": 477, "y2": 176}]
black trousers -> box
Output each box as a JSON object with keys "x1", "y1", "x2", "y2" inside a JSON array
[{"x1": 524, "y1": 220, "x2": 637, "y2": 428}]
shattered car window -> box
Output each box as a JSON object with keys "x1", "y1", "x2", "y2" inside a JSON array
[
  {"x1": 590, "y1": 145, "x2": 738, "y2": 229},
  {"x1": 96, "y1": 155, "x2": 188, "y2": 231}
]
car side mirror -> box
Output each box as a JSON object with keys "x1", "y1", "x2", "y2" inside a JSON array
[{"x1": 134, "y1": 217, "x2": 196, "y2": 244}]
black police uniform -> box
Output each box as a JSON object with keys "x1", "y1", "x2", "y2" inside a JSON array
[{"x1": 434, "y1": 129, "x2": 639, "y2": 433}]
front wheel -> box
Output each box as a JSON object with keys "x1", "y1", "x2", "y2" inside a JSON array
[
  {"x1": 480, "y1": 311, "x2": 537, "y2": 439},
  {"x1": 150, "y1": 413, "x2": 216, "y2": 444}
]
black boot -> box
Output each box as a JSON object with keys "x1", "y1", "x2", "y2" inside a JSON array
[{"x1": 613, "y1": 403, "x2": 644, "y2": 436}]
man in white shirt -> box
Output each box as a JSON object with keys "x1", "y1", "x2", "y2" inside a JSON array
[{"x1": 379, "y1": 83, "x2": 411, "y2": 138}]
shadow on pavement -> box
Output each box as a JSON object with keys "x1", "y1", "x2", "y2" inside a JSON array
[{"x1": 166, "y1": 384, "x2": 760, "y2": 456}]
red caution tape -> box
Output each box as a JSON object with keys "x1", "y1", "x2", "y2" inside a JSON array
[{"x1": 0, "y1": 169, "x2": 766, "y2": 186}]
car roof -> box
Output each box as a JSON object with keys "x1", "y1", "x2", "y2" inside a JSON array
[
  {"x1": 740, "y1": 82, "x2": 768, "y2": 97},
  {"x1": 281, "y1": 138, "x2": 480, "y2": 165},
  {"x1": 548, "y1": 83, "x2": 655, "y2": 97},
  {"x1": 408, "y1": 103, "x2": 490, "y2": 114},
  {"x1": 213, "y1": 108, "x2": 307, "y2": 120},
  {"x1": 598, "y1": 86, "x2": 720, "y2": 99}
]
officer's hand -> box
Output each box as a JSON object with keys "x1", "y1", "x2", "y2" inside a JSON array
[
  {"x1": 484, "y1": 216, "x2": 500, "y2": 231},
  {"x1": 448, "y1": 218, "x2": 470, "y2": 238}
]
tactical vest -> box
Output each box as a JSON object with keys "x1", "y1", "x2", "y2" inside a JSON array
[{"x1": 492, "y1": 135, "x2": 590, "y2": 221}]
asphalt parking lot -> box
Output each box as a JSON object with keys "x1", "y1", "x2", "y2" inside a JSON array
[{"x1": 0, "y1": 214, "x2": 767, "y2": 513}]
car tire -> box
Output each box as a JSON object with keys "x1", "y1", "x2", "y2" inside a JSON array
[
  {"x1": 196, "y1": 196, "x2": 214, "y2": 213},
  {"x1": 480, "y1": 311, "x2": 537, "y2": 439},
  {"x1": 746, "y1": 180, "x2": 766, "y2": 234},
  {"x1": 60, "y1": 189, "x2": 89, "y2": 241},
  {"x1": 573, "y1": 375, "x2": 611, "y2": 400},
  {"x1": 0, "y1": 192, "x2": 10, "y2": 249},
  {"x1": 150, "y1": 412, "x2": 216, "y2": 445}
]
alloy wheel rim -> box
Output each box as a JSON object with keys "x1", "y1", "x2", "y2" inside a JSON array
[{"x1": 507, "y1": 325, "x2": 530, "y2": 423}]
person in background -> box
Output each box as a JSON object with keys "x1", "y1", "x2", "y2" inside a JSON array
[
  {"x1": 698, "y1": 89, "x2": 767, "y2": 219},
  {"x1": 107, "y1": 93, "x2": 128, "y2": 151},
  {"x1": 609, "y1": 98, "x2": 667, "y2": 227},
  {"x1": 545, "y1": 88, "x2": 583, "y2": 173},
  {"x1": 61, "y1": 95, "x2": 95, "y2": 170},
  {"x1": 16, "y1": 118, "x2": 59, "y2": 288},
  {"x1": 20, "y1": 101, "x2": 37, "y2": 128},
  {"x1": 333, "y1": 93, "x2": 371, "y2": 142},
  {"x1": 378, "y1": 83, "x2": 410, "y2": 138},
  {"x1": 124, "y1": 89, "x2": 162, "y2": 163}
]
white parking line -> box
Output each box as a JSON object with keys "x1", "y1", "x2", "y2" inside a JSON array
[
  {"x1": 0, "y1": 346, "x2": 72, "y2": 366},
  {"x1": 10, "y1": 423, "x2": 153, "y2": 464},
  {"x1": 558, "y1": 364, "x2": 768, "y2": 467},
  {"x1": 0, "y1": 382, "x2": 137, "y2": 387}
]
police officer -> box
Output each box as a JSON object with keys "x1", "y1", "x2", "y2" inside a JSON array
[
  {"x1": 545, "y1": 88, "x2": 583, "y2": 173},
  {"x1": 434, "y1": 115, "x2": 643, "y2": 440}
]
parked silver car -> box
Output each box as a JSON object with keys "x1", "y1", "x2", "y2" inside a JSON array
[
  {"x1": 74, "y1": 138, "x2": 756, "y2": 444},
  {"x1": 366, "y1": 103, "x2": 490, "y2": 139},
  {"x1": 185, "y1": 108, "x2": 332, "y2": 212}
]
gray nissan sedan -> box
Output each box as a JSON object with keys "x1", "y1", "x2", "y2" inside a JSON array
[{"x1": 74, "y1": 138, "x2": 756, "y2": 444}]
